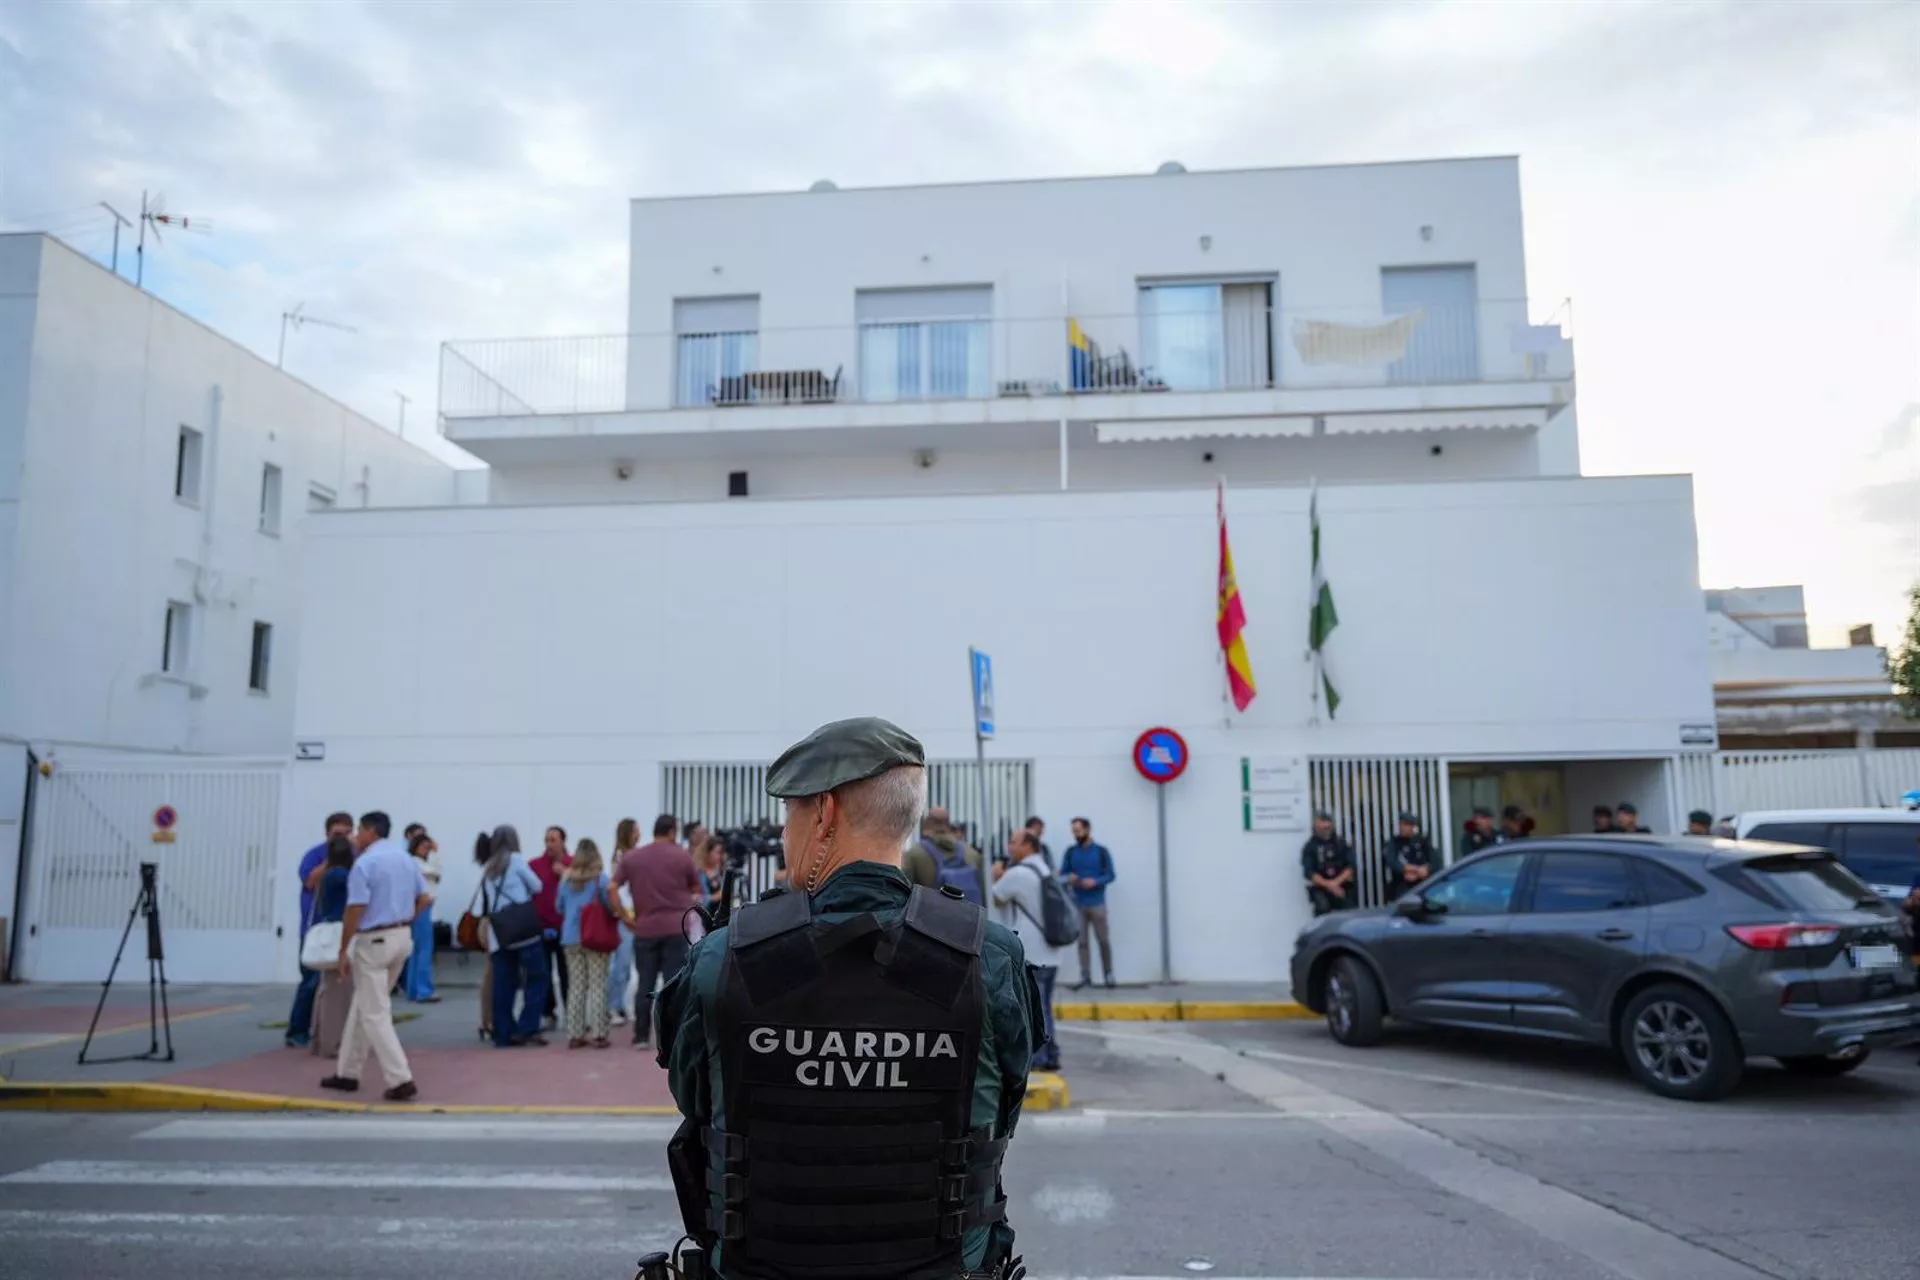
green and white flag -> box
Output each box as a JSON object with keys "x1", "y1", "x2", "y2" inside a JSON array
[{"x1": 1308, "y1": 482, "x2": 1340, "y2": 719}]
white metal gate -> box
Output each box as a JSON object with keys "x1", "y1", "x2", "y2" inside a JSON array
[
  {"x1": 1674, "y1": 748, "x2": 1920, "y2": 820},
  {"x1": 1309, "y1": 756, "x2": 1450, "y2": 909},
  {"x1": 16, "y1": 758, "x2": 283, "y2": 983}
]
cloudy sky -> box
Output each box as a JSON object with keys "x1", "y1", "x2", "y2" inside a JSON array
[{"x1": 2, "y1": 0, "x2": 1915, "y2": 643}]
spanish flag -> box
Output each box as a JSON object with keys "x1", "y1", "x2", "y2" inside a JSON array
[{"x1": 1217, "y1": 481, "x2": 1257, "y2": 712}]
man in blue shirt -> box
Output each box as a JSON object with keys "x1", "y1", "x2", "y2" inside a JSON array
[
  {"x1": 321, "y1": 811, "x2": 429, "y2": 1101},
  {"x1": 1060, "y1": 816, "x2": 1116, "y2": 990},
  {"x1": 285, "y1": 811, "x2": 353, "y2": 1049}
]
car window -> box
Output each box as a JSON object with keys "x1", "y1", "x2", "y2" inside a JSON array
[
  {"x1": 1423, "y1": 853, "x2": 1525, "y2": 917},
  {"x1": 1744, "y1": 821, "x2": 1831, "y2": 849},
  {"x1": 1526, "y1": 853, "x2": 1641, "y2": 913},
  {"x1": 1837, "y1": 824, "x2": 1920, "y2": 891},
  {"x1": 1635, "y1": 860, "x2": 1706, "y2": 905},
  {"x1": 1715, "y1": 852, "x2": 1876, "y2": 913}
]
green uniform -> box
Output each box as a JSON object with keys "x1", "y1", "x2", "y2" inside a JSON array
[{"x1": 656, "y1": 860, "x2": 1041, "y2": 1275}]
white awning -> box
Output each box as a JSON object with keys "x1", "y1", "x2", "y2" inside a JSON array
[
  {"x1": 1094, "y1": 418, "x2": 1313, "y2": 444},
  {"x1": 1326, "y1": 408, "x2": 1548, "y2": 435}
]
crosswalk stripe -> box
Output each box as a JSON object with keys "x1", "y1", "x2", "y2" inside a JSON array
[
  {"x1": 136, "y1": 1116, "x2": 683, "y2": 1142},
  {"x1": 0, "y1": 1160, "x2": 673, "y2": 1192}
]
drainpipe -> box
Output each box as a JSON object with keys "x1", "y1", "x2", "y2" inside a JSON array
[{"x1": 187, "y1": 383, "x2": 223, "y2": 749}]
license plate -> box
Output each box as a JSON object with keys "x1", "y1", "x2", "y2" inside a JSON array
[{"x1": 1848, "y1": 944, "x2": 1902, "y2": 970}]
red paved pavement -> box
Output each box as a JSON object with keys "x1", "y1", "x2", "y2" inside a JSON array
[
  {"x1": 0, "y1": 1004, "x2": 233, "y2": 1035},
  {"x1": 163, "y1": 1040, "x2": 677, "y2": 1109}
]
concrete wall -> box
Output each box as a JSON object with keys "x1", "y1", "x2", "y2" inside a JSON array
[
  {"x1": 627, "y1": 159, "x2": 1537, "y2": 412},
  {"x1": 284, "y1": 474, "x2": 1713, "y2": 980},
  {"x1": 0, "y1": 234, "x2": 458, "y2": 757}
]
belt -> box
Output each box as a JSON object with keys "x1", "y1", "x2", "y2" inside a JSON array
[{"x1": 360, "y1": 923, "x2": 409, "y2": 934}]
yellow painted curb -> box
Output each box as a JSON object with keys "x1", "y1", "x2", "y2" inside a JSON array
[
  {"x1": 0, "y1": 1083, "x2": 682, "y2": 1116},
  {"x1": 1053, "y1": 1000, "x2": 1313, "y2": 1022},
  {"x1": 1023, "y1": 1071, "x2": 1070, "y2": 1112}
]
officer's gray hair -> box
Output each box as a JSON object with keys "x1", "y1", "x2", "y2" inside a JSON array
[{"x1": 835, "y1": 765, "x2": 927, "y2": 851}]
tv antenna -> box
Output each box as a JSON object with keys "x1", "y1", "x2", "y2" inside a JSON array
[
  {"x1": 134, "y1": 191, "x2": 212, "y2": 288},
  {"x1": 394, "y1": 390, "x2": 412, "y2": 439},
  {"x1": 99, "y1": 203, "x2": 132, "y2": 275},
  {"x1": 278, "y1": 301, "x2": 358, "y2": 369}
]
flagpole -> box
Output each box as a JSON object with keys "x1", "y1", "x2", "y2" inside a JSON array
[
  {"x1": 1217, "y1": 477, "x2": 1233, "y2": 729},
  {"x1": 1307, "y1": 476, "x2": 1320, "y2": 726}
]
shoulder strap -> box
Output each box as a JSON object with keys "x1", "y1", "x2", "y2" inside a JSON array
[
  {"x1": 729, "y1": 886, "x2": 812, "y2": 950},
  {"x1": 903, "y1": 884, "x2": 985, "y2": 957}
]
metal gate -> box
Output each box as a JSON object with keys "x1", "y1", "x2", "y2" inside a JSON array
[
  {"x1": 16, "y1": 758, "x2": 283, "y2": 982},
  {"x1": 661, "y1": 758, "x2": 1033, "y2": 902},
  {"x1": 1674, "y1": 748, "x2": 1920, "y2": 819},
  {"x1": 1309, "y1": 756, "x2": 1450, "y2": 909}
]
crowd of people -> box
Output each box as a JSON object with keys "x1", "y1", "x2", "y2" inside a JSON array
[
  {"x1": 1300, "y1": 799, "x2": 1716, "y2": 915},
  {"x1": 284, "y1": 809, "x2": 740, "y2": 1099}
]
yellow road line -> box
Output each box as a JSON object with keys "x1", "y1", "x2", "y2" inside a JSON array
[
  {"x1": 0, "y1": 1003, "x2": 253, "y2": 1058},
  {"x1": 1052, "y1": 1000, "x2": 1312, "y2": 1022}
]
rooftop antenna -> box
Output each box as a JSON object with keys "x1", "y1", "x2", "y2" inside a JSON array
[
  {"x1": 134, "y1": 191, "x2": 212, "y2": 289},
  {"x1": 277, "y1": 301, "x2": 358, "y2": 369},
  {"x1": 99, "y1": 203, "x2": 132, "y2": 276},
  {"x1": 394, "y1": 390, "x2": 411, "y2": 439}
]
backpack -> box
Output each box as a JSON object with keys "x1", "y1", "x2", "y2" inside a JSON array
[
  {"x1": 1012, "y1": 862, "x2": 1081, "y2": 948},
  {"x1": 927, "y1": 839, "x2": 985, "y2": 907}
]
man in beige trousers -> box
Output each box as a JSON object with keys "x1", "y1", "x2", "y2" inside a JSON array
[{"x1": 321, "y1": 810, "x2": 429, "y2": 1102}]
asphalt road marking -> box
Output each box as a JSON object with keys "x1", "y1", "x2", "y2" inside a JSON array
[
  {"x1": 1030, "y1": 1180, "x2": 1116, "y2": 1224},
  {"x1": 136, "y1": 1115, "x2": 684, "y2": 1142},
  {"x1": 1095, "y1": 1025, "x2": 1758, "y2": 1280},
  {"x1": 0, "y1": 1160, "x2": 674, "y2": 1192}
]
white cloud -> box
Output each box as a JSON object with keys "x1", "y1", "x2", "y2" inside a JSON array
[{"x1": 1, "y1": 0, "x2": 1915, "y2": 637}]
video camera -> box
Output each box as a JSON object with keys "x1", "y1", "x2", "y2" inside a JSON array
[{"x1": 715, "y1": 821, "x2": 784, "y2": 870}]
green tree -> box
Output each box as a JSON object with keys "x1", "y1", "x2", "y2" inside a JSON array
[{"x1": 1893, "y1": 583, "x2": 1920, "y2": 719}]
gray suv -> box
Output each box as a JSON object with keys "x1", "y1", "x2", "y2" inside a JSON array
[{"x1": 1290, "y1": 836, "x2": 1920, "y2": 1100}]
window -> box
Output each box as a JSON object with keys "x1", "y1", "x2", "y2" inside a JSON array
[
  {"x1": 1527, "y1": 853, "x2": 1641, "y2": 913},
  {"x1": 1636, "y1": 860, "x2": 1706, "y2": 906},
  {"x1": 1138, "y1": 281, "x2": 1273, "y2": 391},
  {"x1": 727, "y1": 470, "x2": 749, "y2": 498},
  {"x1": 856, "y1": 287, "x2": 991, "y2": 403},
  {"x1": 1838, "y1": 824, "x2": 1920, "y2": 892},
  {"x1": 259, "y1": 464, "x2": 283, "y2": 534},
  {"x1": 174, "y1": 426, "x2": 204, "y2": 504},
  {"x1": 675, "y1": 296, "x2": 759, "y2": 407},
  {"x1": 1381, "y1": 265, "x2": 1479, "y2": 383},
  {"x1": 307, "y1": 482, "x2": 337, "y2": 511},
  {"x1": 162, "y1": 601, "x2": 192, "y2": 674},
  {"x1": 248, "y1": 622, "x2": 273, "y2": 693},
  {"x1": 1718, "y1": 853, "x2": 1875, "y2": 913},
  {"x1": 1423, "y1": 852, "x2": 1524, "y2": 917},
  {"x1": 1744, "y1": 822, "x2": 1832, "y2": 850}
]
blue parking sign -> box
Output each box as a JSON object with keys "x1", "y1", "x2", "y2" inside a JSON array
[{"x1": 970, "y1": 648, "x2": 994, "y2": 739}]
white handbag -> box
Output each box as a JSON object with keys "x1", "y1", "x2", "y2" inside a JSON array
[{"x1": 301, "y1": 921, "x2": 343, "y2": 969}]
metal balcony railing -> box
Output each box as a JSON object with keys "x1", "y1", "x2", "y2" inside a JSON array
[{"x1": 438, "y1": 299, "x2": 1572, "y2": 422}]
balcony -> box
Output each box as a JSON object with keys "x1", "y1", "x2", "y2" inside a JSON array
[{"x1": 438, "y1": 300, "x2": 1573, "y2": 448}]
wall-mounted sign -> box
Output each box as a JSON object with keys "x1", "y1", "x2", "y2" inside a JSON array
[
  {"x1": 1679, "y1": 723, "x2": 1717, "y2": 747},
  {"x1": 295, "y1": 742, "x2": 326, "y2": 762},
  {"x1": 1241, "y1": 755, "x2": 1307, "y2": 795},
  {"x1": 152, "y1": 804, "x2": 178, "y2": 844},
  {"x1": 1243, "y1": 794, "x2": 1308, "y2": 832}
]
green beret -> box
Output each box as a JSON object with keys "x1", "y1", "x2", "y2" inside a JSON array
[{"x1": 766, "y1": 717, "x2": 925, "y2": 799}]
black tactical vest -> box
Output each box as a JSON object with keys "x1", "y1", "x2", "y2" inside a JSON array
[{"x1": 707, "y1": 884, "x2": 1008, "y2": 1280}]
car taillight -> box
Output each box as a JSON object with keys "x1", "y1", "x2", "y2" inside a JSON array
[{"x1": 1726, "y1": 923, "x2": 1842, "y2": 950}]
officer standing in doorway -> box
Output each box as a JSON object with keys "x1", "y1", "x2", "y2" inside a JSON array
[
  {"x1": 1386, "y1": 812, "x2": 1437, "y2": 899},
  {"x1": 1462, "y1": 806, "x2": 1500, "y2": 855},
  {"x1": 1301, "y1": 811, "x2": 1357, "y2": 916},
  {"x1": 654, "y1": 717, "x2": 1038, "y2": 1280}
]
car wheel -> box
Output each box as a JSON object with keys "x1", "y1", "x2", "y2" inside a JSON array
[
  {"x1": 1324, "y1": 954, "x2": 1384, "y2": 1047},
  {"x1": 1619, "y1": 983, "x2": 1743, "y2": 1101},
  {"x1": 1778, "y1": 1052, "x2": 1868, "y2": 1077}
]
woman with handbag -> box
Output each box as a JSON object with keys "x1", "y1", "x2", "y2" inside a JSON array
[
  {"x1": 475, "y1": 825, "x2": 549, "y2": 1048},
  {"x1": 554, "y1": 838, "x2": 619, "y2": 1048},
  {"x1": 304, "y1": 837, "x2": 355, "y2": 1060}
]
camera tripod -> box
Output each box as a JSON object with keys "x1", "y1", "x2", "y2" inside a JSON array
[{"x1": 77, "y1": 861, "x2": 174, "y2": 1065}]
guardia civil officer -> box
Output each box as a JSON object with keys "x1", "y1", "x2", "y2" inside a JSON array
[
  {"x1": 1300, "y1": 811, "x2": 1356, "y2": 916},
  {"x1": 1386, "y1": 812, "x2": 1437, "y2": 899},
  {"x1": 654, "y1": 717, "x2": 1039, "y2": 1280},
  {"x1": 1461, "y1": 806, "x2": 1500, "y2": 855}
]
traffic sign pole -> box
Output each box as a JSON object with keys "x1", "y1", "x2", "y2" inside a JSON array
[
  {"x1": 1131, "y1": 728, "x2": 1188, "y2": 984},
  {"x1": 969, "y1": 648, "x2": 994, "y2": 856}
]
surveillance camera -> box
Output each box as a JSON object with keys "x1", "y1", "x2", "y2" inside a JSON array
[
  {"x1": 1202, "y1": 451, "x2": 1215, "y2": 464},
  {"x1": 614, "y1": 461, "x2": 634, "y2": 481}
]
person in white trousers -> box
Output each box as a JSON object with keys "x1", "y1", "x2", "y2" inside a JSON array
[{"x1": 322, "y1": 810, "x2": 429, "y2": 1102}]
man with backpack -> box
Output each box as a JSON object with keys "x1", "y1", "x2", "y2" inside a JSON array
[
  {"x1": 903, "y1": 806, "x2": 987, "y2": 906},
  {"x1": 1060, "y1": 817, "x2": 1117, "y2": 990},
  {"x1": 991, "y1": 828, "x2": 1074, "y2": 1071}
]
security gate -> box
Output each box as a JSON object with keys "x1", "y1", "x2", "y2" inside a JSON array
[
  {"x1": 1309, "y1": 756, "x2": 1450, "y2": 909},
  {"x1": 15, "y1": 756, "x2": 283, "y2": 983}
]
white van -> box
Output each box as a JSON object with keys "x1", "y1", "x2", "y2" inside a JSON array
[{"x1": 1729, "y1": 809, "x2": 1920, "y2": 902}]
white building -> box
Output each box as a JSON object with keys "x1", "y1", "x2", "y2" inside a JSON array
[
  {"x1": 278, "y1": 157, "x2": 1716, "y2": 984},
  {"x1": 1, "y1": 233, "x2": 460, "y2": 979},
  {"x1": 1705, "y1": 586, "x2": 1909, "y2": 750}
]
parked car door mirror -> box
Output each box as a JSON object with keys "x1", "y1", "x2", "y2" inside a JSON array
[{"x1": 1395, "y1": 893, "x2": 1444, "y2": 918}]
